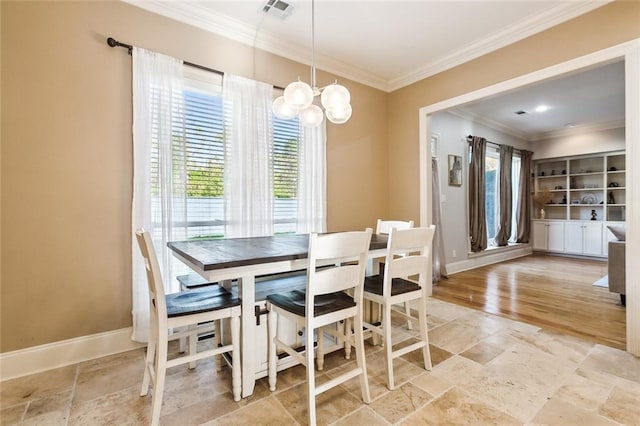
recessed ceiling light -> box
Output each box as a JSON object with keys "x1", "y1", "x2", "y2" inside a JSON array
[
  {"x1": 514, "y1": 110, "x2": 527, "y2": 115},
  {"x1": 535, "y1": 105, "x2": 549, "y2": 113}
]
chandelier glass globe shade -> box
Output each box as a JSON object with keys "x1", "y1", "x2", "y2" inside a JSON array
[
  {"x1": 320, "y1": 84, "x2": 350, "y2": 111},
  {"x1": 326, "y1": 103, "x2": 352, "y2": 124},
  {"x1": 299, "y1": 104, "x2": 324, "y2": 127},
  {"x1": 283, "y1": 81, "x2": 314, "y2": 111},
  {"x1": 272, "y1": 96, "x2": 298, "y2": 119}
]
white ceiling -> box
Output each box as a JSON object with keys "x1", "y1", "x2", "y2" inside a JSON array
[{"x1": 126, "y1": 0, "x2": 623, "y2": 139}]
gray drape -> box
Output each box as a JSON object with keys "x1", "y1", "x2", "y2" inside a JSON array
[
  {"x1": 431, "y1": 158, "x2": 448, "y2": 282},
  {"x1": 468, "y1": 136, "x2": 487, "y2": 252},
  {"x1": 495, "y1": 145, "x2": 513, "y2": 246},
  {"x1": 516, "y1": 150, "x2": 533, "y2": 243}
]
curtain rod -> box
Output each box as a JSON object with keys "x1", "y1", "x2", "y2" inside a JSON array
[
  {"x1": 106, "y1": 37, "x2": 285, "y2": 91},
  {"x1": 466, "y1": 134, "x2": 525, "y2": 153}
]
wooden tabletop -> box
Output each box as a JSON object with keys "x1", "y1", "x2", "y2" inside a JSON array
[{"x1": 167, "y1": 233, "x2": 388, "y2": 271}]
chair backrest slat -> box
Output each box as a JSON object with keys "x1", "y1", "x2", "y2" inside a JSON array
[
  {"x1": 376, "y1": 219, "x2": 414, "y2": 235},
  {"x1": 306, "y1": 229, "x2": 372, "y2": 301},
  {"x1": 383, "y1": 226, "x2": 435, "y2": 292}
]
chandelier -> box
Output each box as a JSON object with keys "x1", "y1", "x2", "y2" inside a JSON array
[{"x1": 272, "y1": 0, "x2": 352, "y2": 127}]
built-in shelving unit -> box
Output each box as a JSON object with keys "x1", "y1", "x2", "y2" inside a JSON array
[
  {"x1": 533, "y1": 151, "x2": 625, "y2": 222},
  {"x1": 531, "y1": 151, "x2": 625, "y2": 258}
]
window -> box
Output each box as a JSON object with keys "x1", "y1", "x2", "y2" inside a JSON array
[
  {"x1": 484, "y1": 147, "x2": 521, "y2": 246},
  {"x1": 150, "y1": 68, "x2": 301, "y2": 240}
]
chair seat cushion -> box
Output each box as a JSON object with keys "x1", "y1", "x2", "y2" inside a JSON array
[
  {"x1": 266, "y1": 290, "x2": 355, "y2": 317},
  {"x1": 364, "y1": 274, "x2": 421, "y2": 296},
  {"x1": 166, "y1": 287, "x2": 240, "y2": 317}
]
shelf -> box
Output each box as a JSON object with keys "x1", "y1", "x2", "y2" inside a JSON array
[{"x1": 534, "y1": 151, "x2": 624, "y2": 222}]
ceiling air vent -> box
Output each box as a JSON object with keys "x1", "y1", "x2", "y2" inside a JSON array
[
  {"x1": 262, "y1": 0, "x2": 293, "y2": 19},
  {"x1": 514, "y1": 110, "x2": 527, "y2": 115}
]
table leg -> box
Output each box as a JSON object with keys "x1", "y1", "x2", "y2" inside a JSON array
[{"x1": 239, "y1": 275, "x2": 256, "y2": 398}]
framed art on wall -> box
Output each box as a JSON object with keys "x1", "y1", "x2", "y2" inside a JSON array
[{"x1": 448, "y1": 154, "x2": 462, "y2": 186}]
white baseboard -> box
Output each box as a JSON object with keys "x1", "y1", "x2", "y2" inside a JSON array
[
  {"x1": 446, "y1": 246, "x2": 533, "y2": 275},
  {"x1": 0, "y1": 327, "x2": 145, "y2": 382}
]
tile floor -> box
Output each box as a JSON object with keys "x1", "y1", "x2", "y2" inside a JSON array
[{"x1": 2, "y1": 298, "x2": 640, "y2": 425}]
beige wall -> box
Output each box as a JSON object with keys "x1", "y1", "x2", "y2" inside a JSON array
[
  {"x1": 388, "y1": 0, "x2": 640, "y2": 222},
  {"x1": 0, "y1": 1, "x2": 388, "y2": 352},
  {"x1": 2, "y1": 0, "x2": 639, "y2": 353}
]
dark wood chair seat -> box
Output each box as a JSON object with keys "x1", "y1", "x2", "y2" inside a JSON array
[
  {"x1": 266, "y1": 290, "x2": 355, "y2": 317},
  {"x1": 166, "y1": 287, "x2": 241, "y2": 317},
  {"x1": 364, "y1": 274, "x2": 421, "y2": 296}
]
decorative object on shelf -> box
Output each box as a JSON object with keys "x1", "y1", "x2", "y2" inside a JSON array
[
  {"x1": 609, "y1": 166, "x2": 617, "y2": 171},
  {"x1": 561, "y1": 195, "x2": 567, "y2": 204},
  {"x1": 570, "y1": 177, "x2": 577, "y2": 189},
  {"x1": 533, "y1": 189, "x2": 552, "y2": 220},
  {"x1": 539, "y1": 171, "x2": 545, "y2": 176},
  {"x1": 571, "y1": 200, "x2": 581, "y2": 204},
  {"x1": 608, "y1": 191, "x2": 616, "y2": 204},
  {"x1": 448, "y1": 154, "x2": 462, "y2": 186},
  {"x1": 608, "y1": 182, "x2": 619, "y2": 187},
  {"x1": 561, "y1": 169, "x2": 566, "y2": 175},
  {"x1": 581, "y1": 193, "x2": 597, "y2": 205},
  {"x1": 551, "y1": 170, "x2": 556, "y2": 176},
  {"x1": 591, "y1": 210, "x2": 597, "y2": 221},
  {"x1": 272, "y1": 0, "x2": 352, "y2": 127}
]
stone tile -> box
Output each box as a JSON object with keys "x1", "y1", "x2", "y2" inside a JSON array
[
  {"x1": 77, "y1": 348, "x2": 145, "y2": 374},
  {"x1": 0, "y1": 366, "x2": 77, "y2": 408},
  {"x1": 427, "y1": 311, "x2": 506, "y2": 354},
  {"x1": 68, "y1": 384, "x2": 150, "y2": 425},
  {"x1": 552, "y1": 370, "x2": 613, "y2": 411},
  {"x1": 22, "y1": 389, "x2": 72, "y2": 423},
  {"x1": 275, "y1": 380, "x2": 362, "y2": 425},
  {"x1": 367, "y1": 354, "x2": 427, "y2": 390},
  {"x1": 599, "y1": 379, "x2": 640, "y2": 424},
  {"x1": 460, "y1": 337, "x2": 510, "y2": 365},
  {"x1": 581, "y1": 344, "x2": 640, "y2": 384},
  {"x1": 426, "y1": 298, "x2": 475, "y2": 321},
  {"x1": 0, "y1": 403, "x2": 26, "y2": 424},
  {"x1": 329, "y1": 362, "x2": 388, "y2": 402},
  {"x1": 159, "y1": 391, "x2": 240, "y2": 426},
  {"x1": 507, "y1": 328, "x2": 594, "y2": 364},
  {"x1": 532, "y1": 398, "x2": 618, "y2": 425},
  {"x1": 73, "y1": 353, "x2": 144, "y2": 404},
  {"x1": 206, "y1": 396, "x2": 296, "y2": 425},
  {"x1": 368, "y1": 382, "x2": 432, "y2": 424},
  {"x1": 433, "y1": 344, "x2": 575, "y2": 422},
  {"x1": 332, "y1": 406, "x2": 390, "y2": 426},
  {"x1": 399, "y1": 341, "x2": 453, "y2": 369},
  {"x1": 410, "y1": 372, "x2": 452, "y2": 398},
  {"x1": 399, "y1": 387, "x2": 520, "y2": 425}
]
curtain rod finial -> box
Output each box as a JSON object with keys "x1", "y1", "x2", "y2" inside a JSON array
[{"x1": 107, "y1": 37, "x2": 118, "y2": 48}]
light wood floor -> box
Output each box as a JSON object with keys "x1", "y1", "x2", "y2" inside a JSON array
[{"x1": 432, "y1": 253, "x2": 627, "y2": 350}]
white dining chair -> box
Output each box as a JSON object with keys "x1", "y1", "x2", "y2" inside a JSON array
[
  {"x1": 363, "y1": 225, "x2": 435, "y2": 390},
  {"x1": 135, "y1": 230, "x2": 242, "y2": 426},
  {"x1": 376, "y1": 219, "x2": 415, "y2": 330},
  {"x1": 266, "y1": 229, "x2": 372, "y2": 426}
]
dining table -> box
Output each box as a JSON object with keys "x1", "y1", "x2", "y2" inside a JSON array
[{"x1": 167, "y1": 232, "x2": 389, "y2": 398}]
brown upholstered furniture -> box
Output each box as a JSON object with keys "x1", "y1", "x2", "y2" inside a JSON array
[{"x1": 608, "y1": 238, "x2": 626, "y2": 306}]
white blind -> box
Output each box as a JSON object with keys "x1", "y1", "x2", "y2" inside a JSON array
[{"x1": 151, "y1": 68, "x2": 301, "y2": 239}]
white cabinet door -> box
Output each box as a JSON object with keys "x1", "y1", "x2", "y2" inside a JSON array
[
  {"x1": 547, "y1": 222, "x2": 565, "y2": 252},
  {"x1": 564, "y1": 222, "x2": 584, "y2": 254},
  {"x1": 532, "y1": 221, "x2": 564, "y2": 252},
  {"x1": 564, "y1": 221, "x2": 602, "y2": 256},
  {"x1": 583, "y1": 222, "x2": 603, "y2": 256},
  {"x1": 532, "y1": 221, "x2": 548, "y2": 250}
]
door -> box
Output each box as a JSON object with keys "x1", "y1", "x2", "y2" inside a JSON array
[
  {"x1": 564, "y1": 222, "x2": 584, "y2": 254},
  {"x1": 547, "y1": 221, "x2": 565, "y2": 252},
  {"x1": 583, "y1": 222, "x2": 603, "y2": 256},
  {"x1": 532, "y1": 221, "x2": 548, "y2": 251}
]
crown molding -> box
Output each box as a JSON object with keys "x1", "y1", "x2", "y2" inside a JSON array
[
  {"x1": 122, "y1": 0, "x2": 389, "y2": 91},
  {"x1": 387, "y1": 1, "x2": 612, "y2": 91},
  {"x1": 124, "y1": 0, "x2": 610, "y2": 93}
]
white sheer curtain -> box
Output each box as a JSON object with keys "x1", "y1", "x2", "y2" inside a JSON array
[
  {"x1": 297, "y1": 123, "x2": 327, "y2": 233},
  {"x1": 223, "y1": 74, "x2": 274, "y2": 238},
  {"x1": 131, "y1": 47, "x2": 186, "y2": 343}
]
